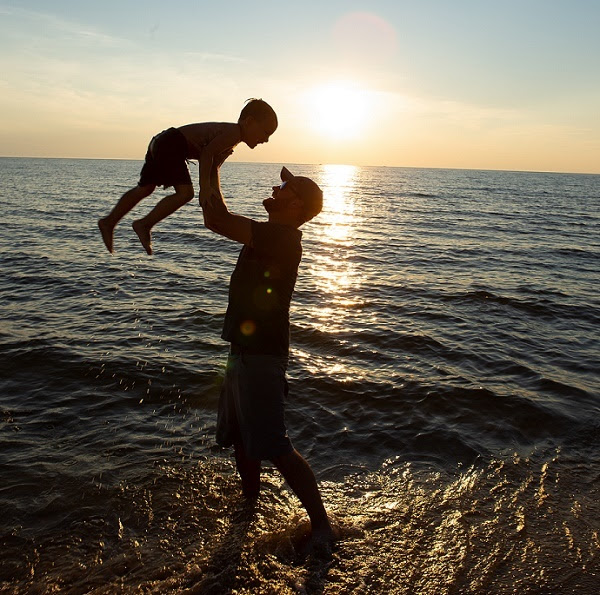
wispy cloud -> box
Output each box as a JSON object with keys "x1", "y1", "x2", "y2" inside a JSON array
[{"x1": 0, "y1": 4, "x2": 129, "y2": 48}]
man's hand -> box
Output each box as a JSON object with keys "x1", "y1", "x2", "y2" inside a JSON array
[
  {"x1": 200, "y1": 184, "x2": 251, "y2": 245},
  {"x1": 199, "y1": 187, "x2": 215, "y2": 208},
  {"x1": 201, "y1": 150, "x2": 232, "y2": 207}
]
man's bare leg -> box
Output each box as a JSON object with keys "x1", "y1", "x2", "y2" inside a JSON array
[
  {"x1": 132, "y1": 184, "x2": 194, "y2": 255},
  {"x1": 272, "y1": 449, "x2": 339, "y2": 545},
  {"x1": 234, "y1": 442, "x2": 261, "y2": 499},
  {"x1": 98, "y1": 184, "x2": 155, "y2": 253}
]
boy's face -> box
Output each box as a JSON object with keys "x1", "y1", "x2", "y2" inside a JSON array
[{"x1": 242, "y1": 115, "x2": 277, "y2": 149}]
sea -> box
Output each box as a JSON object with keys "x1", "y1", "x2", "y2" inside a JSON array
[{"x1": 1, "y1": 157, "x2": 599, "y2": 594}]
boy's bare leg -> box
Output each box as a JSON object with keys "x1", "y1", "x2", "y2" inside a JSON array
[
  {"x1": 234, "y1": 442, "x2": 261, "y2": 499},
  {"x1": 98, "y1": 184, "x2": 155, "y2": 253},
  {"x1": 272, "y1": 449, "x2": 339, "y2": 545},
  {"x1": 132, "y1": 184, "x2": 194, "y2": 255}
]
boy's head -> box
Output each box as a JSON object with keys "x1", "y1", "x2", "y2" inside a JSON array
[{"x1": 238, "y1": 98, "x2": 278, "y2": 149}]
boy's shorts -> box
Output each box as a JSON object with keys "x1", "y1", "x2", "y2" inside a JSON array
[
  {"x1": 216, "y1": 351, "x2": 294, "y2": 461},
  {"x1": 138, "y1": 127, "x2": 192, "y2": 188}
]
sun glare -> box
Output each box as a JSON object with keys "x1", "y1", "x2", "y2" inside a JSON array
[
  {"x1": 306, "y1": 82, "x2": 371, "y2": 140},
  {"x1": 310, "y1": 164, "x2": 360, "y2": 292}
]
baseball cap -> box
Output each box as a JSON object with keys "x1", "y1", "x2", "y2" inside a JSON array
[{"x1": 281, "y1": 166, "x2": 323, "y2": 222}]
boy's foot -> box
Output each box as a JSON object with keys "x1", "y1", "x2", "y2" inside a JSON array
[
  {"x1": 98, "y1": 218, "x2": 114, "y2": 254},
  {"x1": 132, "y1": 220, "x2": 153, "y2": 255}
]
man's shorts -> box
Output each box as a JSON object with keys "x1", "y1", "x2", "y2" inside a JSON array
[
  {"x1": 216, "y1": 352, "x2": 294, "y2": 461},
  {"x1": 138, "y1": 127, "x2": 192, "y2": 188}
]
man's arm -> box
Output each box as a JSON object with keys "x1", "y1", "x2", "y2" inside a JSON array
[
  {"x1": 201, "y1": 163, "x2": 252, "y2": 246},
  {"x1": 198, "y1": 125, "x2": 241, "y2": 204},
  {"x1": 206, "y1": 148, "x2": 233, "y2": 200}
]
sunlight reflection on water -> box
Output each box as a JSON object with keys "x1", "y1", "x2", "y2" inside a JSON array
[
  {"x1": 309, "y1": 164, "x2": 363, "y2": 326},
  {"x1": 293, "y1": 164, "x2": 368, "y2": 378},
  {"x1": 317, "y1": 164, "x2": 358, "y2": 244}
]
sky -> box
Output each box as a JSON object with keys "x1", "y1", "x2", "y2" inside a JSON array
[{"x1": 1, "y1": 0, "x2": 599, "y2": 173}]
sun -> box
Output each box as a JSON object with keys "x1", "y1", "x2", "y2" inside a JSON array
[{"x1": 305, "y1": 81, "x2": 371, "y2": 140}]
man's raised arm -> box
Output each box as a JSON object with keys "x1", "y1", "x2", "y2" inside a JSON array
[{"x1": 201, "y1": 162, "x2": 252, "y2": 246}]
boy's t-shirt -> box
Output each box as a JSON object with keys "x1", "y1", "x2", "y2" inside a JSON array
[{"x1": 222, "y1": 221, "x2": 302, "y2": 356}]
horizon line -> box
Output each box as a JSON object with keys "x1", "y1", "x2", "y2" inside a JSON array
[{"x1": 0, "y1": 155, "x2": 598, "y2": 177}]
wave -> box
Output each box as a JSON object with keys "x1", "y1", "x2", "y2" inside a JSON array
[
  {"x1": 438, "y1": 288, "x2": 599, "y2": 322},
  {"x1": 404, "y1": 191, "x2": 439, "y2": 199}
]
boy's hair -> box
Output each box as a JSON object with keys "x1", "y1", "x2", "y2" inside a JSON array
[{"x1": 239, "y1": 98, "x2": 277, "y2": 127}]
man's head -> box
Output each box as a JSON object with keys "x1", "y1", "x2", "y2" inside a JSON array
[
  {"x1": 239, "y1": 98, "x2": 278, "y2": 149},
  {"x1": 263, "y1": 167, "x2": 323, "y2": 226}
]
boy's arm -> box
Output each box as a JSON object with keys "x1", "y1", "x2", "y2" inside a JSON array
[
  {"x1": 202, "y1": 164, "x2": 252, "y2": 246},
  {"x1": 199, "y1": 125, "x2": 241, "y2": 202}
]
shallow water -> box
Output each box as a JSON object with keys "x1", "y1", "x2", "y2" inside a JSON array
[{"x1": 1, "y1": 158, "x2": 599, "y2": 592}]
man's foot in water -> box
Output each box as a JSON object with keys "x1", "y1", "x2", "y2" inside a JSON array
[
  {"x1": 310, "y1": 520, "x2": 341, "y2": 548},
  {"x1": 294, "y1": 518, "x2": 341, "y2": 557}
]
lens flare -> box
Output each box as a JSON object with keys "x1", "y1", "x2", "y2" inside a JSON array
[
  {"x1": 332, "y1": 11, "x2": 398, "y2": 64},
  {"x1": 240, "y1": 320, "x2": 256, "y2": 336}
]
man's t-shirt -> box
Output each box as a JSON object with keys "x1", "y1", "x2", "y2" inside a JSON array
[{"x1": 222, "y1": 220, "x2": 302, "y2": 356}]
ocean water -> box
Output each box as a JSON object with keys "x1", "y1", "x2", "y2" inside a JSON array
[{"x1": 1, "y1": 157, "x2": 599, "y2": 593}]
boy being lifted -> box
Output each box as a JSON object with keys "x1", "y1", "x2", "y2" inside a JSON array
[{"x1": 98, "y1": 98, "x2": 277, "y2": 255}]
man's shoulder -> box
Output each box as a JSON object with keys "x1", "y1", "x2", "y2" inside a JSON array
[
  {"x1": 252, "y1": 220, "x2": 302, "y2": 244},
  {"x1": 250, "y1": 221, "x2": 302, "y2": 261}
]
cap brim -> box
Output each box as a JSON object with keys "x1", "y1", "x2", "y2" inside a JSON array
[{"x1": 281, "y1": 166, "x2": 294, "y2": 182}]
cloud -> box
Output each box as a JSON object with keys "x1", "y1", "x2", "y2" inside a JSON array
[{"x1": 0, "y1": 5, "x2": 129, "y2": 49}]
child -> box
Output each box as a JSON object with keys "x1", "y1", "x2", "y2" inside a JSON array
[{"x1": 98, "y1": 99, "x2": 277, "y2": 255}]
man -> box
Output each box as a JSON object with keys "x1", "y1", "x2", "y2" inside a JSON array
[{"x1": 201, "y1": 163, "x2": 338, "y2": 545}]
